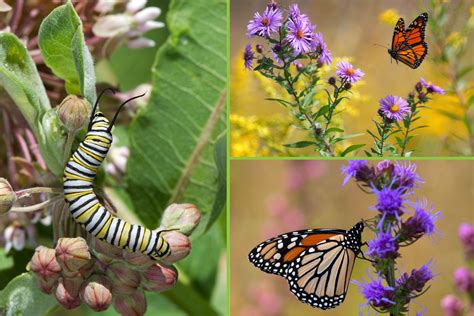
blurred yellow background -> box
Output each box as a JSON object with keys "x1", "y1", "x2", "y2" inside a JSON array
[
  {"x1": 230, "y1": 160, "x2": 473, "y2": 315},
  {"x1": 230, "y1": 0, "x2": 474, "y2": 157}
]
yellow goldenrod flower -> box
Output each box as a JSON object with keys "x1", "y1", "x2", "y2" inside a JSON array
[{"x1": 379, "y1": 9, "x2": 399, "y2": 26}]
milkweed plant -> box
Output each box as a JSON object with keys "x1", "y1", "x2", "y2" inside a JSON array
[
  {"x1": 0, "y1": 1, "x2": 226, "y2": 315},
  {"x1": 243, "y1": 2, "x2": 366, "y2": 157},
  {"x1": 342, "y1": 160, "x2": 441, "y2": 315}
]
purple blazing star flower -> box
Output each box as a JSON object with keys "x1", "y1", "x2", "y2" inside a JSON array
[
  {"x1": 313, "y1": 32, "x2": 332, "y2": 65},
  {"x1": 397, "y1": 261, "x2": 435, "y2": 292},
  {"x1": 393, "y1": 161, "x2": 423, "y2": 191},
  {"x1": 367, "y1": 231, "x2": 399, "y2": 259},
  {"x1": 286, "y1": 13, "x2": 315, "y2": 56},
  {"x1": 247, "y1": 5, "x2": 282, "y2": 38},
  {"x1": 376, "y1": 160, "x2": 394, "y2": 173},
  {"x1": 441, "y1": 295, "x2": 463, "y2": 316},
  {"x1": 340, "y1": 160, "x2": 369, "y2": 185},
  {"x1": 420, "y1": 78, "x2": 445, "y2": 95},
  {"x1": 372, "y1": 186, "x2": 405, "y2": 220},
  {"x1": 454, "y1": 267, "x2": 474, "y2": 293},
  {"x1": 335, "y1": 61, "x2": 364, "y2": 84},
  {"x1": 403, "y1": 199, "x2": 441, "y2": 239},
  {"x1": 354, "y1": 275, "x2": 396, "y2": 309},
  {"x1": 379, "y1": 95, "x2": 411, "y2": 121},
  {"x1": 243, "y1": 44, "x2": 255, "y2": 69},
  {"x1": 458, "y1": 223, "x2": 474, "y2": 256}
]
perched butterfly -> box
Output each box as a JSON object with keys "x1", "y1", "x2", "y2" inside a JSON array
[
  {"x1": 388, "y1": 12, "x2": 428, "y2": 69},
  {"x1": 248, "y1": 222, "x2": 364, "y2": 310}
]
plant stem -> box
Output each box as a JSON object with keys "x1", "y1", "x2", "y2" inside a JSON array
[
  {"x1": 63, "y1": 130, "x2": 76, "y2": 165},
  {"x1": 11, "y1": 195, "x2": 62, "y2": 213},
  {"x1": 16, "y1": 187, "x2": 63, "y2": 199},
  {"x1": 378, "y1": 121, "x2": 391, "y2": 157}
]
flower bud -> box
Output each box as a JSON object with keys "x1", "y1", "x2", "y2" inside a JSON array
[
  {"x1": 344, "y1": 82, "x2": 352, "y2": 90},
  {"x1": 328, "y1": 77, "x2": 336, "y2": 85},
  {"x1": 29, "y1": 246, "x2": 61, "y2": 279},
  {"x1": 93, "y1": 14, "x2": 132, "y2": 38},
  {"x1": 55, "y1": 277, "x2": 82, "y2": 309},
  {"x1": 56, "y1": 237, "x2": 91, "y2": 276},
  {"x1": 81, "y1": 275, "x2": 113, "y2": 312},
  {"x1": 458, "y1": 223, "x2": 474, "y2": 257},
  {"x1": 408, "y1": 91, "x2": 415, "y2": 99},
  {"x1": 92, "y1": 238, "x2": 123, "y2": 262},
  {"x1": 162, "y1": 231, "x2": 191, "y2": 263},
  {"x1": 0, "y1": 178, "x2": 16, "y2": 214},
  {"x1": 3, "y1": 223, "x2": 25, "y2": 252},
  {"x1": 128, "y1": 37, "x2": 155, "y2": 49},
  {"x1": 114, "y1": 289, "x2": 147, "y2": 316},
  {"x1": 160, "y1": 203, "x2": 201, "y2": 236},
  {"x1": 123, "y1": 250, "x2": 154, "y2": 269},
  {"x1": 256, "y1": 44, "x2": 263, "y2": 53},
  {"x1": 415, "y1": 82, "x2": 423, "y2": 92},
  {"x1": 106, "y1": 262, "x2": 141, "y2": 295},
  {"x1": 57, "y1": 95, "x2": 90, "y2": 132},
  {"x1": 441, "y1": 294, "x2": 463, "y2": 316},
  {"x1": 418, "y1": 91, "x2": 426, "y2": 101},
  {"x1": 454, "y1": 267, "x2": 474, "y2": 294},
  {"x1": 142, "y1": 263, "x2": 177, "y2": 292},
  {"x1": 134, "y1": 7, "x2": 161, "y2": 24},
  {"x1": 126, "y1": 0, "x2": 146, "y2": 13}
]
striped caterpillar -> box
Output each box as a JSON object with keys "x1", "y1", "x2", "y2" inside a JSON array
[{"x1": 63, "y1": 89, "x2": 170, "y2": 260}]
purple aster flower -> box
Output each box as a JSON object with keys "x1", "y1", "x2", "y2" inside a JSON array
[
  {"x1": 367, "y1": 231, "x2": 399, "y2": 259},
  {"x1": 441, "y1": 295, "x2": 463, "y2": 316},
  {"x1": 313, "y1": 32, "x2": 332, "y2": 65},
  {"x1": 335, "y1": 61, "x2": 364, "y2": 84},
  {"x1": 354, "y1": 275, "x2": 395, "y2": 309},
  {"x1": 247, "y1": 5, "x2": 282, "y2": 38},
  {"x1": 397, "y1": 261, "x2": 434, "y2": 292},
  {"x1": 458, "y1": 223, "x2": 474, "y2": 256},
  {"x1": 379, "y1": 95, "x2": 411, "y2": 121},
  {"x1": 286, "y1": 14, "x2": 315, "y2": 56},
  {"x1": 243, "y1": 44, "x2": 255, "y2": 69},
  {"x1": 393, "y1": 161, "x2": 423, "y2": 191},
  {"x1": 420, "y1": 78, "x2": 445, "y2": 95},
  {"x1": 403, "y1": 199, "x2": 441, "y2": 239},
  {"x1": 288, "y1": 3, "x2": 303, "y2": 19},
  {"x1": 340, "y1": 160, "x2": 370, "y2": 185},
  {"x1": 454, "y1": 267, "x2": 474, "y2": 293}
]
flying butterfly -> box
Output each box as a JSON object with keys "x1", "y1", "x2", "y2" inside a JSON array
[
  {"x1": 388, "y1": 12, "x2": 428, "y2": 69},
  {"x1": 63, "y1": 88, "x2": 172, "y2": 261},
  {"x1": 248, "y1": 222, "x2": 364, "y2": 310}
]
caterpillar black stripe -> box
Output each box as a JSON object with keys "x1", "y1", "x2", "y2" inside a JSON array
[{"x1": 63, "y1": 89, "x2": 171, "y2": 260}]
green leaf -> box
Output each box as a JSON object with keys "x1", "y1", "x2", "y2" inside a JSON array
[
  {"x1": 37, "y1": 108, "x2": 67, "y2": 176},
  {"x1": 0, "y1": 33, "x2": 50, "y2": 133},
  {"x1": 126, "y1": 0, "x2": 226, "y2": 226},
  {"x1": 341, "y1": 144, "x2": 366, "y2": 156},
  {"x1": 0, "y1": 273, "x2": 57, "y2": 316},
  {"x1": 283, "y1": 141, "x2": 316, "y2": 148},
  {"x1": 38, "y1": 1, "x2": 96, "y2": 104},
  {"x1": 205, "y1": 135, "x2": 226, "y2": 231}
]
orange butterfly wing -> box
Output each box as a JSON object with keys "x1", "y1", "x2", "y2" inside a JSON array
[{"x1": 389, "y1": 13, "x2": 428, "y2": 69}]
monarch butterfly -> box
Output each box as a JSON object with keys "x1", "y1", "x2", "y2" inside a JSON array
[
  {"x1": 388, "y1": 12, "x2": 428, "y2": 69},
  {"x1": 248, "y1": 221, "x2": 364, "y2": 310},
  {"x1": 63, "y1": 88, "x2": 171, "y2": 260}
]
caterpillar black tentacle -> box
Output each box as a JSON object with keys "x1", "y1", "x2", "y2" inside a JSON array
[{"x1": 63, "y1": 90, "x2": 171, "y2": 260}]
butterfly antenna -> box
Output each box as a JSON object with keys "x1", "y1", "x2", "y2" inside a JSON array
[
  {"x1": 89, "y1": 88, "x2": 116, "y2": 130},
  {"x1": 373, "y1": 43, "x2": 388, "y2": 49},
  {"x1": 107, "y1": 92, "x2": 146, "y2": 132}
]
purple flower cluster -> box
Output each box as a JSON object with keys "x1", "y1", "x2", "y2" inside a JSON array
[
  {"x1": 244, "y1": 3, "x2": 332, "y2": 69},
  {"x1": 343, "y1": 161, "x2": 439, "y2": 314}
]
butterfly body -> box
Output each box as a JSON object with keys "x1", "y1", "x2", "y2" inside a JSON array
[
  {"x1": 248, "y1": 222, "x2": 364, "y2": 310},
  {"x1": 388, "y1": 12, "x2": 428, "y2": 69}
]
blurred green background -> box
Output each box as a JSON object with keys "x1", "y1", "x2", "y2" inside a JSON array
[
  {"x1": 230, "y1": 160, "x2": 473, "y2": 315},
  {"x1": 230, "y1": 0, "x2": 474, "y2": 156}
]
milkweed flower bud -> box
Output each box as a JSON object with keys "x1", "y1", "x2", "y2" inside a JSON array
[
  {"x1": 114, "y1": 289, "x2": 147, "y2": 316},
  {"x1": 162, "y1": 231, "x2": 191, "y2": 263},
  {"x1": 123, "y1": 251, "x2": 154, "y2": 268},
  {"x1": 55, "y1": 237, "x2": 92, "y2": 276},
  {"x1": 160, "y1": 203, "x2": 201, "y2": 236},
  {"x1": 29, "y1": 246, "x2": 61, "y2": 294},
  {"x1": 57, "y1": 95, "x2": 90, "y2": 132},
  {"x1": 142, "y1": 263, "x2": 177, "y2": 292},
  {"x1": 0, "y1": 178, "x2": 16, "y2": 214},
  {"x1": 4, "y1": 223, "x2": 26, "y2": 252},
  {"x1": 81, "y1": 275, "x2": 113, "y2": 312},
  {"x1": 107, "y1": 262, "x2": 141, "y2": 294},
  {"x1": 55, "y1": 277, "x2": 82, "y2": 309}
]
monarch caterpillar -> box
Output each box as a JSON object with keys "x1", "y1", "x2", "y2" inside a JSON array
[
  {"x1": 248, "y1": 222, "x2": 364, "y2": 310},
  {"x1": 63, "y1": 88, "x2": 171, "y2": 260}
]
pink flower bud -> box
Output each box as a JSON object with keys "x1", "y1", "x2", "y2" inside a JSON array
[
  {"x1": 81, "y1": 275, "x2": 113, "y2": 312},
  {"x1": 142, "y1": 263, "x2": 177, "y2": 292},
  {"x1": 162, "y1": 231, "x2": 190, "y2": 263},
  {"x1": 126, "y1": 0, "x2": 147, "y2": 13},
  {"x1": 92, "y1": 238, "x2": 123, "y2": 262},
  {"x1": 55, "y1": 237, "x2": 91, "y2": 276},
  {"x1": 29, "y1": 246, "x2": 61, "y2": 279},
  {"x1": 123, "y1": 250, "x2": 154, "y2": 269},
  {"x1": 459, "y1": 223, "x2": 474, "y2": 257},
  {"x1": 127, "y1": 37, "x2": 155, "y2": 49},
  {"x1": 0, "y1": 178, "x2": 16, "y2": 214},
  {"x1": 441, "y1": 295, "x2": 464, "y2": 316},
  {"x1": 4, "y1": 224, "x2": 25, "y2": 252},
  {"x1": 454, "y1": 267, "x2": 474, "y2": 294},
  {"x1": 57, "y1": 95, "x2": 90, "y2": 132},
  {"x1": 37, "y1": 276, "x2": 58, "y2": 294},
  {"x1": 55, "y1": 277, "x2": 82, "y2": 309},
  {"x1": 114, "y1": 289, "x2": 147, "y2": 316},
  {"x1": 137, "y1": 20, "x2": 165, "y2": 33},
  {"x1": 134, "y1": 7, "x2": 161, "y2": 24},
  {"x1": 93, "y1": 14, "x2": 132, "y2": 38},
  {"x1": 160, "y1": 203, "x2": 201, "y2": 236},
  {"x1": 106, "y1": 262, "x2": 140, "y2": 295}
]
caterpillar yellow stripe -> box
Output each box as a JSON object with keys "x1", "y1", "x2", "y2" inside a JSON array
[{"x1": 63, "y1": 89, "x2": 170, "y2": 260}]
